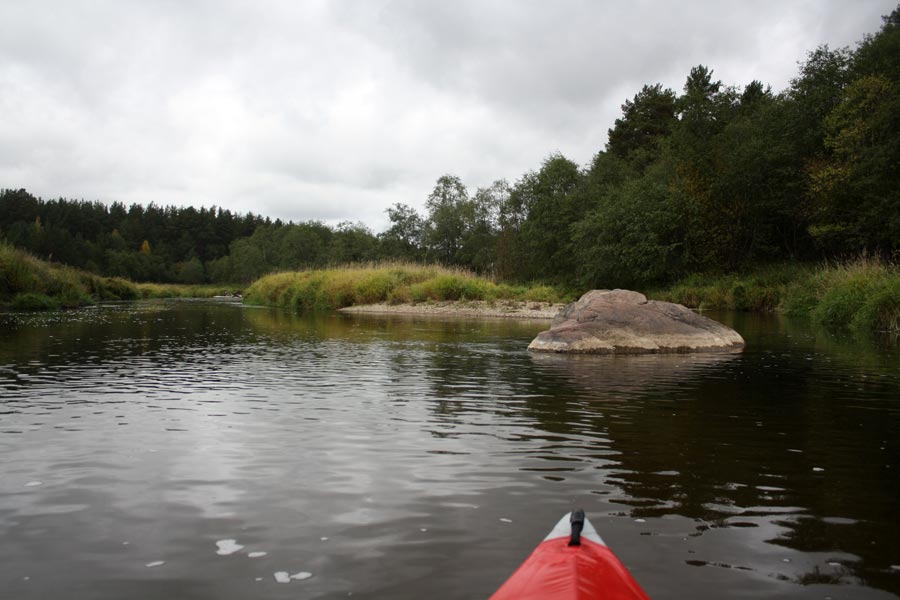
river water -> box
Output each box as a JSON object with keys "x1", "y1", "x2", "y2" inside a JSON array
[{"x1": 0, "y1": 301, "x2": 898, "y2": 599}]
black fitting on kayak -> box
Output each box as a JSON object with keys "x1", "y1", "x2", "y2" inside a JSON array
[{"x1": 568, "y1": 509, "x2": 585, "y2": 546}]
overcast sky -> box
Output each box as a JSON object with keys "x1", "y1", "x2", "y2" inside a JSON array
[{"x1": 1, "y1": 1, "x2": 894, "y2": 231}]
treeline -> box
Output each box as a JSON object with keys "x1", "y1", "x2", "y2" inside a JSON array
[
  {"x1": 0, "y1": 190, "x2": 384, "y2": 284},
  {"x1": 381, "y1": 7, "x2": 900, "y2": 288},
  {"x1": 2, "y1": 8, "x2": 898, "y2": 287},
  {"x1": 0, "y1": 190, "x2": 267, "y2": 282}
]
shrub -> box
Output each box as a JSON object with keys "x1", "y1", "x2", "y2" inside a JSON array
[{"x1": 11, "y1": 292, "x2": 59, "y2": 311}]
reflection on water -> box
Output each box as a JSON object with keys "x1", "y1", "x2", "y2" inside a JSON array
[{"x1": 0, "y1": 301, "x2": 898, "y2": 599}]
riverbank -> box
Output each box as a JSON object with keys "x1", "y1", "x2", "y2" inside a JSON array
[
  {"x1": 0, "y1": 242, "x2": 235, "y2": 310},
  {"x1": 650, "y1": 257, "x2": 900, "y2": 332},
  {"x1": 338, "y1": 300, "x2": 564, "y2": 319},
  {"x1": 4, "y1": 242, "x2": 897, "y2": 333}
]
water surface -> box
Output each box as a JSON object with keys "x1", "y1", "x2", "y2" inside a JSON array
[{"x1": 1, "y1": 302, "x2": 898, "y2": 599}]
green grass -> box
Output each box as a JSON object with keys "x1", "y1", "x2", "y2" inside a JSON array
[
  {"x1": 794, "y1": 256, "x2": 900, "y2": 332},
  {"x1": 0, "y1": 242, "x2": 237, "y2": 310},
  {"x1": 651, "y1": 257, "x2": 900, "y2": 332},
  {"x1": 244, "y1": 263, "x2": 571, "y2": 311},
  {"x1": 651, "y1": 263, "x2": 805, "y2": 313}
]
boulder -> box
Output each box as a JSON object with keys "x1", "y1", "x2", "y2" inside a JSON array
[{"x1": 528, "y1": 289, "x2": 744, "y2": 354}]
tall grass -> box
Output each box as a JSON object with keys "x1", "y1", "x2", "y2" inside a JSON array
[
  {"x1": 653, "y1": 257, "x2": 900, "y2": 332},
  {"x1": 244, "y1": 263, "x2": 570, "y2": 311},
  {"x1": 0, "y1": 242, "x2": 123, "y2": 309},
  {"x1": 653, "y1": 263, "x2": 804, "y2": 312},
  {"x1": 785, "y1": 256, "x2": 900, "y2": 332}
]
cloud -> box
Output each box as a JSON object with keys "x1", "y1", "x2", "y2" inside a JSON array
[{"x1": 0, "y1": 0, "x2": 894, "y2": 231}]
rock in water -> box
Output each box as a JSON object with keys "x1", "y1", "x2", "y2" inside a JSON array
[{"x1": 528, "y1": 289, "x2": 744, "y2": 354}]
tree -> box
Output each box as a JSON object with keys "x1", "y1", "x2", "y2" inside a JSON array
[
  {"x1": 457, "y1": 179, "x2": 508, "y2": 273},
  {"x1": 330, "y1": 222, "x2": 377, "y2": 265},
  {"x1": 277, "y1": 222, "x2": 330, "y2": 269},
  {"x1": 606, "y1": 83, "x2": 677, "y2": 169},
  {"x1": 573, "y1": 161, "x2": 682, "y2": 288},
  {"x1": 229, "y1": 238, "x2": 267, "y2": 283},
  {"x1": 423, "y1": 175, "x2": 469, "y2": 265},
  {"x1": 379, "y1": 203, "x2": 424, "y2": 261},
  {"x1": 514, "y1": 154, "x2": 582, "y2": 281},
  {"x1": 808, "y1": 74, "x2": 900, "y2": 254},
  {"x1": 786, "y1": 45, "x2": 853, "y2": 157},
  {"x1": 174, "y1": 256, "x2": 205, "y2": 284}
]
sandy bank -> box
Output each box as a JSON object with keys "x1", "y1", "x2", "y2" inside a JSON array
[{"x1": 338, "y1": 300, "x2": 565, "y2": 320}]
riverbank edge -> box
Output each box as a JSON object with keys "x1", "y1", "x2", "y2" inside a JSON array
[
  {"x1": 3, "y1": 244, "x2": 897, "y2": 333},
  {"x1": 648, "y1": 258, "x2": 900, "y2": 332},
  {"x1": 0, "y1": 242, "x2": 237, "y2": 310},
  {"x1": 338, "y1": 300, "x2": 565, "y2": 320}
]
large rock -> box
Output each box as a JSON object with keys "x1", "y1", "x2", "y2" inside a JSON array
[{"x1": 528, "y1": 289, "x2": 744, "y2": 354}]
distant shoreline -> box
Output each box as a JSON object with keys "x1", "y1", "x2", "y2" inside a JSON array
[{"x1": 338, "y1": 300, "x2": 565, "y2": 320}]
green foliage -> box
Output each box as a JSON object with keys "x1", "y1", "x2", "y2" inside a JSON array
[
  {"x1": 654, "y1": 257, "x2": 900, "y2": 332},
  {"x1": 10, "y1": 292, "x2": 59, "y2": 311},
  {"x1": 423, "y1": 175, "x2": 471, "y2": 265},
  {"x1": 508, "y1": 154, "x2": 584, "y2": 282},
  {"x1": 806, "y1": 49, "x2": 900, "y2": 256},
  {"x1": 804, "y1": 257, "x2": 900, "y2": 331},
  {"x1": 852, "y1": 278, "x2": 900, "y2": 331},
  {"x1": 0, "y1": 189, "x2": 265, "y2": 283},
  {"x1": 573, "y1": 161, "x2": 681, "y2": 288},
  {"x1": 379, "y1": 203, "x2": 424, "y2": 261},
  {"x1": 606, "y1": 83, "x2": 677, "y2": 170}
]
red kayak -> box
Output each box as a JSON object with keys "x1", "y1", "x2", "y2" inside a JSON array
[{"x1": 490, "y1": 510, "x2": 650, "y2": 600}]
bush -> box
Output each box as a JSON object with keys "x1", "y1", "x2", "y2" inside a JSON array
[
  {"x1": 853, "y1": 279, "x2": 900, "y2": 331},
  {"x1": 11, "y1": 292, "x2": 59, "y2": 311}
]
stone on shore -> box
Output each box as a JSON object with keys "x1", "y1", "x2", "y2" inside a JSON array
[{"x1": 528, "y1": 289, "x2": 744, "y2": 354}]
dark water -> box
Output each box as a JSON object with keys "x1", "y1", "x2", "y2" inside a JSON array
[{"x1": 0, "y1": 301, "x2": 898, "y2": 600}]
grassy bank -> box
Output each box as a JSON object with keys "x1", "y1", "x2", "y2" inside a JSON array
[
  {"x1": 651, "y1": 257, "x2": 900, "y2": 332},
  {"x1": 5, "y1": 241, "x2": 897, "y2": 333},
  {"x1": 0, "y1": 242, "x2": 235, "y2": 310},
  {"x1": 243, "y1": 264, "x2": 570, "y2": 311}
]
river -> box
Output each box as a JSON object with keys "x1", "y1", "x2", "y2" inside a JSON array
[{"x1": 0, "y1": 301, "x2": 898, "y2": 599}]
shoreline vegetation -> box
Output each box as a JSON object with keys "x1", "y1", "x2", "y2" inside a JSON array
[
  {"x1": 2, "y1": 244, "x2": 897, "y2": 332},
  {"x1": 241, "y1": 264, "x2": 570, "y2": 312},
  {"x1": 0, "y1": 242, "x2": 235, "y2": 311}
]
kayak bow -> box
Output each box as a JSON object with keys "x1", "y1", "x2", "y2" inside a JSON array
[{"x1": 489, "y1": 510, "x2": 650, "y2": 600}]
